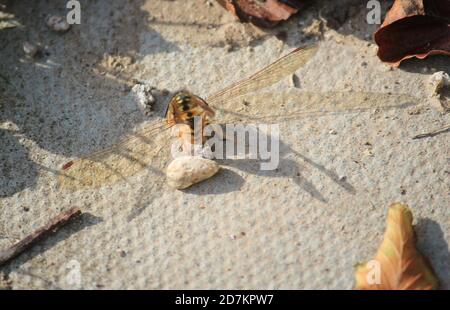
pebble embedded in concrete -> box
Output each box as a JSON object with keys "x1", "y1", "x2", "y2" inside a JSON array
[
  {"x1": 46, "y1": 15, "x2": 71, "y2": 33},
  {"x1": 23, "y1": 42, "x2": 38, "y2": 58}
]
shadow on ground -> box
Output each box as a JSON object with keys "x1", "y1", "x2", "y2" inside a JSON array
[
  {"x1": 415, "y1": 218, "x2": 450, "y2": 289},
  {"x1": 0, "y1": 0, "x2": 176, "y2": 197},
  {"x1": 0, "y1": 129, "x2": 38, "y2": 197},
  {"x1": 0, "y1": 0, "x2": 445, "y2": 200}
]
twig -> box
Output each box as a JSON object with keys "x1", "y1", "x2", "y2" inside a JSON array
[
  {"x1": 412, "y1": 124, "x2": 450, "y2": 140},
  {"x1": 0, "y1": 207, "x2": 81, "y2": 267}
]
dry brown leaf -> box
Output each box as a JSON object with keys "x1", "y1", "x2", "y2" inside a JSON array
[
  {"x1": 374, "y1": 0, "x2": 450, "y2": 66},
  {"x1": 355, "y1": 203, "x2": 439, "y2": 290},
  {"x1": 217, "y1": 0, "x2": 304, "y2": 28},
  {"x1": 380, "y1": 0, "x2": 426, "y2": 27}
]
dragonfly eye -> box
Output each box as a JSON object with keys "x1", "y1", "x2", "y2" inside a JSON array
[
  {"x1": 165, "y1": 93, "x2": 191, "y2": 117},
  {"x1": 174, "y1": 93, "x2": 192, "y2": 111}
]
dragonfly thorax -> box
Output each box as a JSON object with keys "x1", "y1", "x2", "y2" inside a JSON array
[{"x1": 166, "y1": 91, "x2": 215, "y2": 146}]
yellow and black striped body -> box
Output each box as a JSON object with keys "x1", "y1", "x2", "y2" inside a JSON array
[{"x1": 166, "y1": 91, "x2": 215, "y2": 145}]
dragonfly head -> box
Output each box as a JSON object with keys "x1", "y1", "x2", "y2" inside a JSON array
[
  {"x1": 164, "y1": 90, "x2": 192, "y2": 118},
  {"x1": 164, "y1": 90, "x2": 214, "y2": 124}
]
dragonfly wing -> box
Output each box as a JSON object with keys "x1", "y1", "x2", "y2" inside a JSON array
[
  {"x1": 207, "y1": 45, "x2": 318, "y2": 106},
  {"x1": 58, "y1": 119, "x2": 171, "y2": 190},
  {"x1": 213, "y1": 90, "x2": 418, "y2": 123}
]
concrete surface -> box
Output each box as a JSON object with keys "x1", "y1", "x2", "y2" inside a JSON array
[{"x1": 0, "y1": 0, "x2": 449, "y2": 289}]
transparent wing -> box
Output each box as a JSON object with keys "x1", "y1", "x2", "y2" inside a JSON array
[
  {"x1": 212, "y1": 90, "x2": 418, "y2": 124},
  {"x1": 58, "y1": 119, "x2": 172, "y2": 190},
  {"x1": 207, "y1": 45, "x2": 318, "y2": 106},
  {"x1": 57, "y1": 45, "x2": 318, "y2": 190}
]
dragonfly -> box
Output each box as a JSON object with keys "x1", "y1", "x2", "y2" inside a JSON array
[{"x1": 58, "y1": 44, "x2": 417, "y2": 190}]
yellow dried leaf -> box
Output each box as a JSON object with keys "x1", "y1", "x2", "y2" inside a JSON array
[{"x1": 355, "y1": 203, "x2": 439, "y2": 290}]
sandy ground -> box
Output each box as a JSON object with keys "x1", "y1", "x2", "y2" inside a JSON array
[{"x1": 0, "y1": 0, "x2": 449, "y2": 289}]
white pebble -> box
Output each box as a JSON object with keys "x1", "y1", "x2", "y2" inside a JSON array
[
  {"x1": 427, "y1": 71, "x2": 450, "y2": 112},
  {"x1": 46, "y1": 15, "x2": 71, "y2": 33},
  {"x1": 166, "y1": 156, "x2": 220, "y2": 189},
  {"x1": 23, "y1": 42, "x2": 38, "y2": 58},
  {"x1": 428, "y1": 71, "x2": 450, "y2": 96}
]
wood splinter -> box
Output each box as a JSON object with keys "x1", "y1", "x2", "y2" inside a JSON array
[
  {"x1": 0, "y1": 207, "x2": 81, "y2": 267},
  {"x1": 412, "y1": 124, "x2": 450, "y2": 140}
]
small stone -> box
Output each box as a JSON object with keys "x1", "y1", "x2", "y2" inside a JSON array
[
  {"x1": 131, "y1": 83, "x2": 156, "y2": 116},
  {"x1": 428, "y1": 71, "x2": 450, "y2": 96},
  {"x1": 329, "y1": 129, "x2": 337, "y2": 135},
  {"x1": 427, "y1": 71, "x2": 450, "y2": 112},
  {"x1": 23, "y1": 42, "x2": 38, "y2": 58},
  {"x1": 46, "y1": 15, "x2": 71, "y2": 33},
  {"x1": 166, "y1": 156, "x2": 220, "y2": 189}
]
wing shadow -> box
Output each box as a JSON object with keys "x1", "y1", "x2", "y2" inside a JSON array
[{"x1": 213, "y1": 124, "x2": 355, "y2": 203}]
